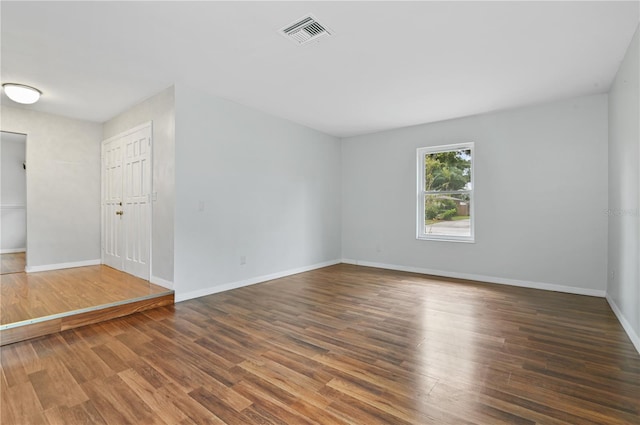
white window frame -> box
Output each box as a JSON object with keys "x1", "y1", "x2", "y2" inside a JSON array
[{"x1": 416, "y1": 142, "x2": 475, "y2": 243}]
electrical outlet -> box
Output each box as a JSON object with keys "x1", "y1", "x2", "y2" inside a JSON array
[
  {"x1": 610, "y1": 270, "x2": 615, "y2": 280},
  {"x1": 240, "y1": 255, "x2": 246, "y2": 265},
  {"x1": 198, "y1": 200, "x2": 205, "y2": 212}
]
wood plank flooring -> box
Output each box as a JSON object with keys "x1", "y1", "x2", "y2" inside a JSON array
[
  {"x1": 1, "y1": 265, "x2": 170, "y2": 325},
  {"x1": 1, "y1": 265, "x2": 174, "y2": 345},
  {"x1": 1, "y1": 252, "x2": 25, "y2": 275},
  {"x1": 1, "y1": 264, "x2": 639, "y2": 424},
  {"x1": 1, "y1": 293, "x2": 175, "y2": 346}
]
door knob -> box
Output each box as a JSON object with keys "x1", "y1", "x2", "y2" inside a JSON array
[{"x1": 116, "y1": 210, "x2": 124, "y2": 215}]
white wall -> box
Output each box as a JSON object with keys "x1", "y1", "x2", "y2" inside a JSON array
[
  {"x1": 174, "y1": 85, "x2": 342, "y2": 300},
  {"x1": 103, "y1": 86, "x2": 175, "y2": 286},
  {"x1": 342, "y1": 94, "x2": 608, "y2": 295},
  {"x1": 607, "y1": 25, "x2": 639, "y2": 352},
  {"x1": 1, "y1": 132, "x2": 27, "y2": 252},
  {"x1": 0, "y1": 105, "x2": 102, "y2": 268}
]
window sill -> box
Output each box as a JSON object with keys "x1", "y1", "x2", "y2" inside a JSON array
[{"x1": 416, "y1": 236, "x2": 475, "y2": 243}]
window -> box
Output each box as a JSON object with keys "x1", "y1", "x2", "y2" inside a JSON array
[{"x1": 417, "y1": 143, "x2": 474, "y2": 242}]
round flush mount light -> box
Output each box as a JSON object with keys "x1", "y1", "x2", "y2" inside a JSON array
[{"x1": 2, "y1": 83, "x2": 42, "y2": 104}]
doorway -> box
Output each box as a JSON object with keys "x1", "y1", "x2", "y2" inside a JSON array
[
  {"x1": 101, "y1": 123, "x2": 152, "y2": 280},
  {"x1": 0, "y1": 131, "x2": 27, "y2": 274}
]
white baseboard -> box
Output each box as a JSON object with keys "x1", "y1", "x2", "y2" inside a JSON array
[
  {"x1": 150, "y1": 275, "x2": 174, "y2": 290},
  {"x1": 0, "y1": 248, "x2": 26, "y2": 254},
  {"x1": 26, "y1": 259, "x2": 101, "y2": 273},
  {"x1": 606, "y1": 295, "x2": 640, "y2": 355},
  {"x1": 341, "y1": 259, "x2": 606, "y2": 297},
  {"x1": 176, "y1": 259, "x2": 341, "y2": 302}
]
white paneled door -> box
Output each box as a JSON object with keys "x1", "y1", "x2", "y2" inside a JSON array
[{"x1": 102, "y1": 123, "x2": 152, "y2": 280}]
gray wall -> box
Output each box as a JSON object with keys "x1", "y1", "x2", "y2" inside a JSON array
[
  {"x1": 0, "y1": 105, "x2": 102, "y2": 268},
  {"x1": 608, "y1": 25, "x2": 639, "y2": 350},
  {"x1": 1, "y1": 132, "x2": 27, "y2": 252},
  {"x1": 342, "y1": 94, "x2": 608, "y2": 295},
  {"x1": 103, "y1": 86, "x2": 175, "y2": 286},
  {"x1": 174, "y1": 84, "x2": 342, "y2": 300}
]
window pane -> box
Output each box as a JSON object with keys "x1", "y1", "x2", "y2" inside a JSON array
[
  {"x1": 424, "y1": 149, "x2": 471, "y2": 192},
  {"x1": 424, "y1": 193, "x2": 471, "y2": 237}
]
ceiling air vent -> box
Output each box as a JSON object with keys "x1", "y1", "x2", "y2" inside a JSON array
[{"x1": 280, "y1": 15, "x2": 331, "y2": 45}]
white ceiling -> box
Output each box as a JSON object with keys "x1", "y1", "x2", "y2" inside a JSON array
[{"x1": 1, "y1": 1, "x2": 639, "y2": 137}]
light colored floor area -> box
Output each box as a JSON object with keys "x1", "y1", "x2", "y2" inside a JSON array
[
  {"x1": 0, "y1": 252, "x2": 26, "y2": 275},
  {"x1": 0, "y1": 265, "x2": 171, "y2": 326}
]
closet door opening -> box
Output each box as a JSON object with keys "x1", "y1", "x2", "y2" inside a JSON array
[{"x1": 102, "y1": 123, "x2": 152, "y2": 280}]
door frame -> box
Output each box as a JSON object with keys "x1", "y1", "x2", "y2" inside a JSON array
[
  {"x1": 0, "y1": 130, "x2": 28, "y2": 272},
  {"x1": 101, "y1": 121, "x2": 153, "y2": 280}
]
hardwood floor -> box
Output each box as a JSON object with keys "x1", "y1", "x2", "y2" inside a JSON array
[
  {"x1": 1, "y1": 265, "x2": 174, "y2": 345},
  {"x1": 1, "y1": 264, "x2": 638, "y2": 424},
  {"x1": 1, "y1": 252, "x2": 25, "y2": 275},
  {"x1": 1, "y1": 265, "x2": 170, "y2": 326}
]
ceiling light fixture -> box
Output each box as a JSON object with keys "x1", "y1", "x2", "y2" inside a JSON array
[{"x1": 2, "y1": 83, "x2": 42, "y2": 104}]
